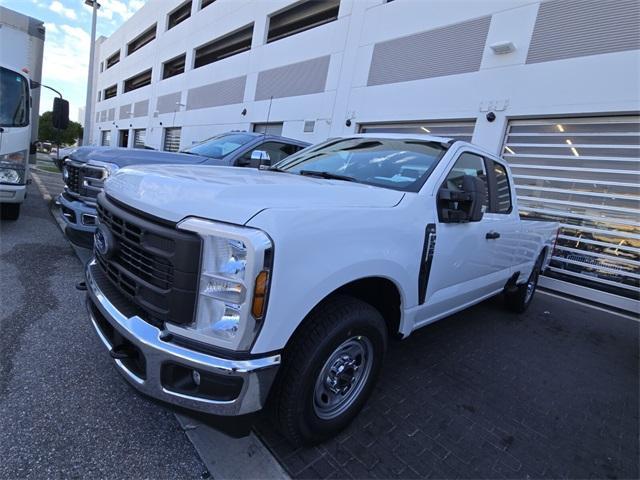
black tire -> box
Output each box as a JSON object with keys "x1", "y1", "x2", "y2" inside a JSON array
[
  {"x1": 0, "y1": 203, "x2": 20, "y2": 221},
  {"x1": 505, "y1": 252, "x2": 544, "y2": 313},
  {"x1": 271, "y1": 294, "x2": 388, "y2": 445}
]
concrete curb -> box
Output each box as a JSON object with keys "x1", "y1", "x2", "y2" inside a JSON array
[{"x1": 176, "y1": 414, "x2": 290, "y2": 480}]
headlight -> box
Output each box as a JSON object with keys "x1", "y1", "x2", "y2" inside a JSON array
[
  {"x1": 0, "y1": 150, "x2": 27, "y2": 165},
  {"x1": 0, "y1": 168, "x2": 22, "y2": 184},
  {"x1": 83, "y1": 161, "x2": 118, "y2": 191},
  {"x1": 170, "y1": 218, "x2": 273, "y2": 351}
]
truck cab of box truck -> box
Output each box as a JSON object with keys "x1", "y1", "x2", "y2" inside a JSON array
[{"x1": 0, "y1": 65, "x2": 31, "y2": 220}]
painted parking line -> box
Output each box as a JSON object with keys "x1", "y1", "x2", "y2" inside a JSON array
[
  {"x1": 30, "y1": 170, "x2": 52, "y2": 202},
  {"x1": 538, "y1": 289, "x2": 639, "y2": 322}
]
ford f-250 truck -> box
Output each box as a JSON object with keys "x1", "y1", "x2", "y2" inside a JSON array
[
  {"x1": 85, "y1": 134, "x2": 558, "y2": 444},
  {"x1": 60, "y1": 132, "x2": 308, "y2": 247}
]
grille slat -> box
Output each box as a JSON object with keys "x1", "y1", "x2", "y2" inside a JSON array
[
  {"x1": 64, "y1": 162, "x2": 105, "y2": 199},
  {"x1": 94, "y1": 195, "x2": 201, "y2": 325}
]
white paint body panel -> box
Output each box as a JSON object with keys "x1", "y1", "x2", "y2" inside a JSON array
[{"x1": 104, "y1": 135, "x2": 558, "y2": 354}]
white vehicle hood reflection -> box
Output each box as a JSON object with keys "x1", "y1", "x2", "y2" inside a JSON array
[{"x1": 104, "y1": 165, "x2": 405, "y2": 225}]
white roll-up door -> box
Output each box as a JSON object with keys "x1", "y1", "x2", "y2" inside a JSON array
[
  {"x1": 359, "y1": 120, "x2": 476, "y2": 142},
  {"x1": 100, "y1": 130, "x2": 111, "y2": 146},
  {"x1": 502, "y1": 116, "x2": 639, "y2": 310},
  {"x1": 133, "y1": 129, "x2": 146, "y2": 149},
  {"x1": 163, "y1": 127, "x2": 181, "y2": 152}
]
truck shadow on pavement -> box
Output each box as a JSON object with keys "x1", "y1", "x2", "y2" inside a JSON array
[{"x1": 255, "y1": 293, "x2": 639, "y2": 479}]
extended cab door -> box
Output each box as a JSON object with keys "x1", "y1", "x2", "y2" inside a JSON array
[{"x1": 415, "y1": 150, "x2": 513, "y2": 326}]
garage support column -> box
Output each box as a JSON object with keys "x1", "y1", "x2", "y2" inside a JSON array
[{"x1": 471, "y1": 111, "x2": 508, "y2": 156}]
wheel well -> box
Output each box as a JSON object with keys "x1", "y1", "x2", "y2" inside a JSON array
[{"x1": 331, "y1": 277, "x2": 402, "y2": 339}]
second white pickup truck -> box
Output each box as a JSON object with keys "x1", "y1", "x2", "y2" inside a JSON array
[{"x1": 85, "y1": 134, "x2": 558, "y2": 444}]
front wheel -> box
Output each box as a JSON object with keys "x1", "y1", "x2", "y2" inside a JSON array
[
  {"x1": 0, "y1": 203, "x2": 20, "y2": 221},
  {"x1": 505, "y1": 252, "x2": 544, "y2": 313},
  {"x1": 271, "y1": 295, "x2": 387, "y2": 445}
]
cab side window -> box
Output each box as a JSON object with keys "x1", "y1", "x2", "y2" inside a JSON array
[
  {"x1": 442, "y1": 152, "x2": 489, "y2": 210},
  {"x1": 489, "y1": 161, "x2": 512, "y2": 214}
]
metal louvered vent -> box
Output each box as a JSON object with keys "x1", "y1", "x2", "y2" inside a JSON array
[
  {"x1": 255, "y1": 56, "x2": 330, "y2": 101},
  {"x1": 526, "y1": 0, "x2": 640, "y2": 65},
  {"x1": 502, "y1": 116, "x2": 640, "y2": 306},
  {"x1": 367, "y1": 16, "x2": 490, "y2": 86},
  {"x1": 163, "y1": 127, "x2": 181, "y2": 152},
  {"x1": 186, "y1": 76, "x2": 246, "y2": 110},
  {"x1": 133, "y1": 129, "x2": 146, "y2": 149},
  {"x1": 359, "y1": 120, "x2": 476, "y2": 142}
]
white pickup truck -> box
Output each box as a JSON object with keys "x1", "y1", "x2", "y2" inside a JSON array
[{"x1": 85, "y1": 134, "x2": 558, "y2": 444}]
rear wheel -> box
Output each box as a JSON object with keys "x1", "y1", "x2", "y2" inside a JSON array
[
  {"x1": 271, "y1": 295, "x2": 387, "y2": 445},
  {"x1": 505, "y1": 252, "x2": 544, "y2": 313},
  {"x1": 0, "y1": 203, "x2": 20, "y2": 221}
]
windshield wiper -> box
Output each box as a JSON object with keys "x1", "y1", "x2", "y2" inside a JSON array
[{"x1": 299, "y1": 170, "x2": 356, "y2": 182}]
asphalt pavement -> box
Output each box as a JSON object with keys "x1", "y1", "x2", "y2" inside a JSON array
[{"x1": 0, "y1": 183, "x2": 207, "y2": 478}]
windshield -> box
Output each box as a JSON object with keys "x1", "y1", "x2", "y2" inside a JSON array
[
  {"x1": 0, "y1": 67, "x2": 30, "y2": 128},
  {"x1": 274, "y1": 137, "x2": 447, "y2": 192},
  {"x1": 181, "y1": 133, "x2": 255, "y2": 158}
]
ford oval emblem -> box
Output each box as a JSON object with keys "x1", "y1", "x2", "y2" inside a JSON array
[{"x1": 94, "y1": 225, "x2": 115, "y2": 258}]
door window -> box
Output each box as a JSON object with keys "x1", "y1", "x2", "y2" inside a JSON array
[
  {"x1": 442, "y1": 152, "x2": 488, "y2": 210},
  {"x1": 488, "y1": 161, "x2": 512, "y2": 213}
]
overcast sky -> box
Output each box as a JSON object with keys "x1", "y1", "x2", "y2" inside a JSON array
[{"x1": 2, "y1": 0, "x2": 146, "y2": 122}]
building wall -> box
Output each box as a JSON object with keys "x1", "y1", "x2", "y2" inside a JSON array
[
  {"x1": 90, "y1": 0, "x2": 639, "y2": 150},
  {"x1": 0, "y1": 6, "x2": 45, "y2": 163}
]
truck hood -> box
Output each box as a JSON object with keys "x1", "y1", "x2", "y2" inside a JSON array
[
  {"x1": 87, "y1": 148, "x2": 210, "y2": 167},
  {"x1": 105, "y1": 164, "x2": 405, "y2": 224}
]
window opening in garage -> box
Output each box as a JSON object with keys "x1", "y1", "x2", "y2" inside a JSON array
[
  {"x1": 162, "y1": 54, "x2": 186, "y2": 79},
  {"x1": 200, "y1": 0, "x2": 216, "y2": 8},
  {"x1": 194, "y1": 23, "x2": 254, "y2": 68},
  {"x1": 502, "y1": 115, "x2": 640, "y2": 306},
  {"x1": 101, "y1": 130, "x2": 111, "y2": 146},
  {"x1": 103, "y1": 84, "x2": 117, "y2": 100},
  {"x1": 163, "y1": 127, "x2": 181, "y2": 152},
  {"x1": 167, "y1": 1, "x2": 191, "y2": 30},
  {"x1": 127, "y1": 24, "x2": 157, "y2": 56},
  {"x1": 267, "y1": 0, "x2": 340, "y2": 44},
  {"x1": 252, "y1": 122, "x2": 284, "y2": 136},
  {"x1": 124, "y1": 69, "x2": 152, "y2": 93},
  {"x1": 106, "y1": 50, "x2": 120, "y2": 69}
]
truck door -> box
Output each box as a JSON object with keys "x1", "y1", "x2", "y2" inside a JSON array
[{"x1": 416, "y1": 151, "x2": 510, "y2": 326}]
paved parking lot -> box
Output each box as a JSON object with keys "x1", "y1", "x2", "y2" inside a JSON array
[
  {"x1": 257, "y1": 292, "x2": 639, "y2": 478},
  {"x1": 0, "y1": 183, "x2": 206, "y2": 478}
]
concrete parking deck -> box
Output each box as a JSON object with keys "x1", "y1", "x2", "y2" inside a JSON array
[{"x1": 256, "y1": 292, "x2": 639, "y2": 479}]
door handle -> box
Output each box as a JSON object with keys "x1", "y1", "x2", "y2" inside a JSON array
[{"x1": 486, "y1": 231, "x2": 501, "y2": 240}]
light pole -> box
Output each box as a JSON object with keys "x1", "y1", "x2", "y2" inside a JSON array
[{"x1": 82, "y1": 0, "x2": 101, "y2": 145}]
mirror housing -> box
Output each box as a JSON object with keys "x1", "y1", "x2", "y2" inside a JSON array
[
  {"x1": 52, "y1": 98, "x2": 70, "y2": 130},
  {"x1": 437, "y1": 175, "x2": 486, "y2": 223},
  {"x1": 251, "y1": 150, "x2": 271, "y2": 169}
]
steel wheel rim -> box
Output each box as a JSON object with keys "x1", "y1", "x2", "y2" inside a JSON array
[
  {"x1": 525, "y1": 269, "x2": 539, "y2": 303},
  {"x1": 313, "y1": 336, "x2": 374, "y2": 420}
]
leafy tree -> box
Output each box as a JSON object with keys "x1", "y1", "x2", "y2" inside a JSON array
[{"x1": 38, "y1": 111, "x2": 83, "y2": 146}]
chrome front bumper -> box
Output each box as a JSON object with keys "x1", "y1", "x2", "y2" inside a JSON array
[{"x1": 85, "y1": 260, "x2": 281, "y2": 416}]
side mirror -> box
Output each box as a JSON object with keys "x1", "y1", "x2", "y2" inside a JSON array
[
  {"x1": 251, "y1": 150, "x2": 271, "y2": 169},
  {"x1": 30, "y1": 142, "x2": 37, "y2": 155},
  {"x1": 437, "y1": 175, "x2": 486, "y2": 223},
  {"x1": 52, "y1": 97, "x2": 70, "y2": 130}
]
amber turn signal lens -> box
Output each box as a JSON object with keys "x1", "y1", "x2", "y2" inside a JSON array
[{"x1": 252, "y1": 270, "x2": 269, "y2": 319}]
